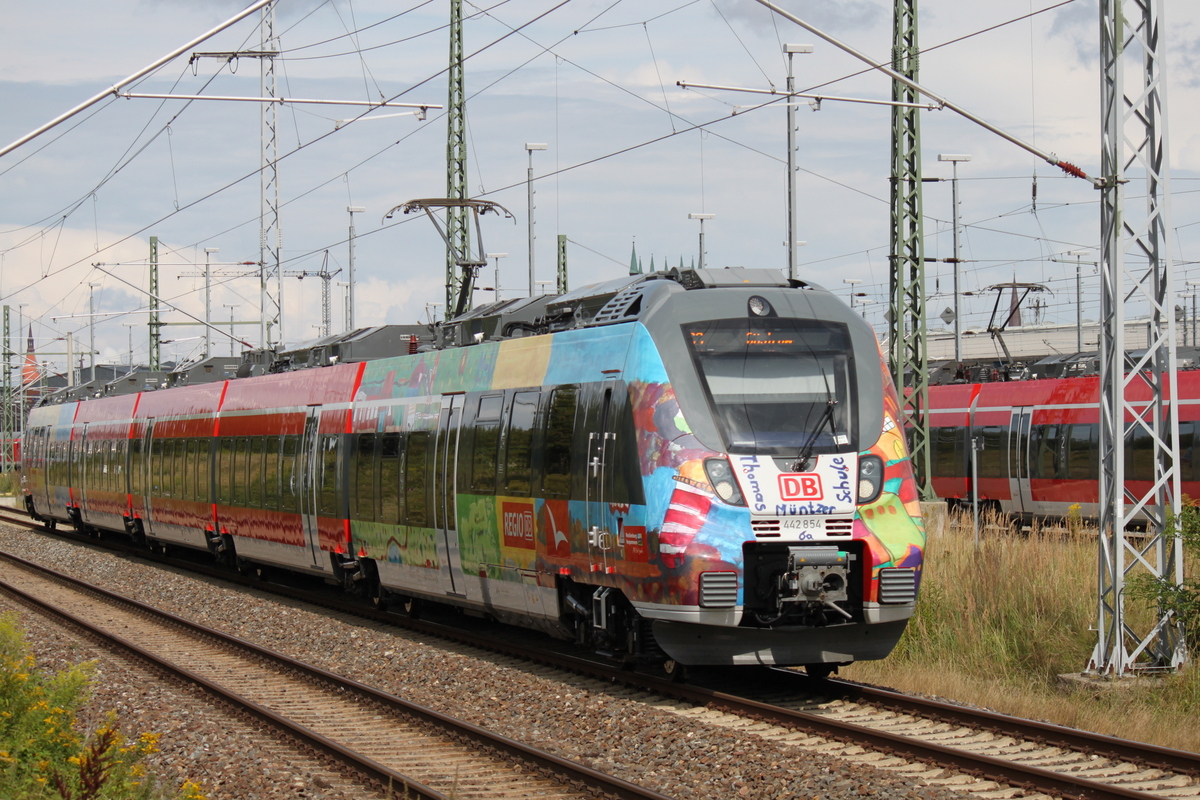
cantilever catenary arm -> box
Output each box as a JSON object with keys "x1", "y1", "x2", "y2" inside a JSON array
[{"x1": 750, "y1": 0, "x2": 1096, "y2": 185}]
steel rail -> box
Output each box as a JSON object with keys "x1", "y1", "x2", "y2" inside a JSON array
[
  {"x1": 0, "y1": 544, "x2": 672, "y2": 800},
  {"x1": 2, "y1": 505, "x2": 1193, "y2": 800}
]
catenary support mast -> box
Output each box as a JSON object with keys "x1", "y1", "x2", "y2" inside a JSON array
[
  {"x1": 260, "y1": 2, "x2": 283, "y2": 348},
  {"x1": 446, "y1": 0, "x2": 470, "y2": 316},
  {"x1": 1091, "y1": 0, "x2": 1185, "y2": 674},
  {"x1": 888, "y1": 0, "x2": 932, "y2": 498}
]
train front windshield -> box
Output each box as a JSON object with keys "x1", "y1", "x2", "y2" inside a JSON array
[{"x1": 685, "y1": 318, "x2": 855, "y2": 455}]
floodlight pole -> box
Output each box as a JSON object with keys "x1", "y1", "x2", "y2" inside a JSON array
[
  {"x1": 487, "y1": 253, "x2": 508, "y2": 301},
  {"x1": 843, "y1": 279, "x2": 862, "y2": 310},
  {"x1": 939, "y1": 154, "x2": 971, "y2": 362},
  {"x1": 689, "y1": 213, "x2": 715, "y2": 270},
  {"x1": 347, "y1": 206, "x2": 364, "y2": 330},
  {"x1": 204, "y1": 247, "x2": 218, "y2": 357},
  {"x1": 785, "y1": 44, "x2": 813, "y2": 280},
  {"x1": 525, "y1": 143, "x2": 546, "y2": 296}
]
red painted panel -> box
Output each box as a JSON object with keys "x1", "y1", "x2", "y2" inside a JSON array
[
  {"x1": 134, "y1": 382, "x2": 225, "y2": 420},
  {"x1": 219, "y1": 363, "x2": 360, "y2": 413}
]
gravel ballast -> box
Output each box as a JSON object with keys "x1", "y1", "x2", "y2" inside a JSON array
[{"x1": 0, "y1": 526, "x2": 977, "y2": 800}]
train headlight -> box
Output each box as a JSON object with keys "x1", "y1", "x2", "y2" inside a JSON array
[
  {"x1": 748, "y1": 296, "x2": 772, "y2": 317},
  {"x1": 704, "y1": 458, "x2": 746, "y2": 506},
  {"x1": 857, "y1": 455, "x2": 884, "y2": 504}
]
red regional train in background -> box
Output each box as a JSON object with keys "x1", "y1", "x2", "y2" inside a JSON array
[
  {"x1": 19, "y1": 268, "x2": 926, "y2": 677},
  {"x1": 924, "y1": 371, "x2": 1200, "y2": 520}
]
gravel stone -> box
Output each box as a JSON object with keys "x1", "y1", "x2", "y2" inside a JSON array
[{"x1": 1, "y1": 526, "x2": 978, "y2": 800}]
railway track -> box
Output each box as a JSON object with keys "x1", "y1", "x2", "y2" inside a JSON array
[
  {"x1": 4, "y1": 504, "x2": 1199, "y2": 800},
  {"x1": 0, "y1": 539, "x2": 670, "y2": 800}
]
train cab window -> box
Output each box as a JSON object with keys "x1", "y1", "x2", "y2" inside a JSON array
[
  {"x1": 684, "y1": 318, "x2": 855, "y2": 454},
  {"x1": 317, "y1": 435, "x2": 340, "y2": 517},
  {"x1": 504, "y1": 392, "x2": 539, "y2": 496},
  {"x1": 542, "y1": 386, "x2": 577, "y2": 498},
  {"x1": 352, "y1": 434, "x2": 377, "y2": 521},
  {"x1": 405, "y1": 432, "x2": 430, "y2": 526},
  {"x1": 280, "y1": 435, "x2": 301, "y2": 513},
  {"x1": 471, "y1": 395, "x2": 504, "y2": 492},
  {"x1": 379, "y1": 433, "x2": 402, "y2": 524}
]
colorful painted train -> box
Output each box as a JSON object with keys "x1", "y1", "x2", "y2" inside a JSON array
[
  {"x1": 926, "y1": 372, "x2": 1200, "y2": 519},
  {"x1": 21, "y1": 268, "x2": 924, "y2": 675}
]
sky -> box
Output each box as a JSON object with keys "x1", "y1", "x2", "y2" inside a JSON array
[{"x1": 2, "y1": 0, "x2": 1199, "y2": 375}]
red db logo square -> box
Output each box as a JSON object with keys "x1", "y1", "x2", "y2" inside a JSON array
[{"x1": 779, "y1": 474, "x2": 823, "y2": 500}]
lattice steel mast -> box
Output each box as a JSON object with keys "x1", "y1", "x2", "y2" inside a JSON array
[
  {"x1": 888, "y1": 0, "x2": 932, "y2": 498},
  {"x1": 260, "y1": 1, "x2": 283, "y2": 347},
  {"x1": 149, "y1": 235, "x2": 161, "y2": 370},
  {"x1": 446, "y1": 0, "x2": 470, "y2": 317},
  {"x1": 1091, "y1": 0, "x2": 1185, "y2": 675}
]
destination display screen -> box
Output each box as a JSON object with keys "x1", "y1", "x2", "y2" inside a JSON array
[{"x1": 685, "y1": 318, "x2": 855, "y2": 455}]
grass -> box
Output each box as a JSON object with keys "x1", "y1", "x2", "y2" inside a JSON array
[{"x1": 842, "y1": 509, "x2": 1200, "y2": 753}]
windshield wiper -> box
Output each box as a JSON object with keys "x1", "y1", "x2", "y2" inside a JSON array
[{"x1": 792, "y1": 397, "x2": 838, "y2": 472}]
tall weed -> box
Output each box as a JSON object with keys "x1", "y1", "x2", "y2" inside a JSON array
[{"x1": 0, "y1": 614, "x2": 204, "y2": 799}]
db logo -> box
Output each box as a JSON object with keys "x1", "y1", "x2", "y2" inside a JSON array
[{"x1": 779, "y1": 474, "x2": 823, "y2": 500}]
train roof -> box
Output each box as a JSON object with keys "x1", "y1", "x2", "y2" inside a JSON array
[{"x1": 33, "y1": 267, "x2": 819, "y2": 407}]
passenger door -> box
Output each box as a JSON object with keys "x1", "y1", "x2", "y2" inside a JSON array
[
  {"x1": 1009, "y1": 409, "x2": 1033, "y2": 515},
  {"x1": 433, "y1": 394, "x2": 466, "y2": 596},
  {"x1": 298, "y1": 407, "x2": 324, "y2": 569},
  {"x1": 584, "y1": 385, "x2": 618, "y2": 575}
]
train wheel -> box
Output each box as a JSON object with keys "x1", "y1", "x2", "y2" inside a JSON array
[
  {"x1": 661, "y1": 659, "x2": 689, "y2": 683},
  {"x1": 44, "y1": 519, "x2": 57, "y2": 531},
  {"x1": 804, "y1": 663, "x2": 837, "y2": 679}
]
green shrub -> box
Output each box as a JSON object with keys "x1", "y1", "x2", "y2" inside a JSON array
[
  {"x1": 0, "y1": 614, "x2": 205, "y2": 800},
  {"x1": 1128, "y1": 499, "x2": 1200, "y2": 659}
]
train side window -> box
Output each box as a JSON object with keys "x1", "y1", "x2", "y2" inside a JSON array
[
  {"x1": 352, "y1": 434, "x2": 377, "y2": 521},
  {"x1": 472, "y1": 395, "x2": 503, "y2": 492},
  {"x1": 405, "y1": 432, "x2": 429, "y2": 526},
  {"x1": 504, "y1": 392, "x2": 539, "y2": 496},
  {"x1": 542, "y1": 385, "x2": 577, "y2": 498},
  {"x1": 1125, "y1": 426, "x2": 1155, "y2": 482},
  {"x1": 976, "y1": 426, "x2": 1007, "y2": 478},
  {"x1": 281, "y1": 435, "x2": 301, "y2": 513},
  {"x1": 160, "y1": 439, "x2": 174, "y2": 498},
  {"x1": 182, "y1": 439, "x2": 194, "y2": 501},
  {"x1": 1180, "y1": 422, "x2": 1197, "y2": 483},
  {"x1": 317, "y1": 435, "x2": 340, "y2": 517},
  {"x1": 931, "y1": 426, "x2": 966, "y2": 478},
  {"x1": 1067, "y1": 424, "x2": 1098, "y2": 480},
  {"x1": 114, "y1": 439, "x2": 125, "y2": 491},
  {"x1": 232, "y1": 438, "x2": 249, "y2": 505},
  {"x1": 217, "y1": 439, "x2": 233, "y2": 504},
  {"x1": 248, "y1": 437, "x2": 265, "y2": 508},
  {"x1": 262, "y1": 435, "x2": 281, "y2": 511},
  {"x1": 379, "y1": 432, "x2": 401, "y2": 524},
  {"x1": 1030, "y1": 425, "x2": 1064, "y2": 479},
  {"x1": 129, "y1": 438, "x2": 143, "y2": 496}
]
